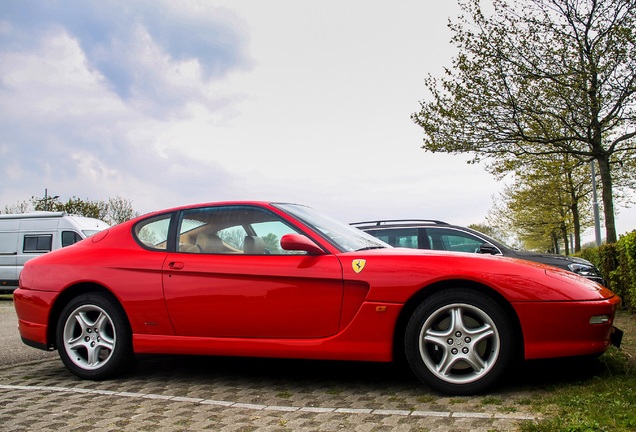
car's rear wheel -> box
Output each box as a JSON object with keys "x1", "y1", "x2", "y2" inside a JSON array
[
  {"x1": 405, "y1": 289, "x2": 513, "y2": 395},
  {"x1": 56, "y1": 293, "x2": 133, "y2": 380}
]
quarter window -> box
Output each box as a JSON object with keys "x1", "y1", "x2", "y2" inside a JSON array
[{"x1": 134, "y1": 214, "x2": 173, "y2": 250}]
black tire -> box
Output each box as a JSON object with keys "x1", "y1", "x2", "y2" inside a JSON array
[
  {"x1": 56, "y1": 292, "x2": 134, "y2": 380},
  {"x1": 405, "y1": 289, "x2": 513, "y2": 395}
]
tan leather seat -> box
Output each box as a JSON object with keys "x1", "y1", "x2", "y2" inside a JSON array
[
  {"x1": 196, "y1": 233, "x2": 224, "y2": 253},
  {"x1": 179, "y1": 243, "x2": 199, "y2": 253},
  {"x1": 244, "y1": 236, "x2": 265, "y2": 254}
]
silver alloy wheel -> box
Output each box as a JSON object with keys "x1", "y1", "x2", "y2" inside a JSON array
[
  {"x1": 62, "y1": 304, "x2": 116, "y2": 371},
  {"x1": 418, "y1": 302, "x2": 500, "y2": 385}
]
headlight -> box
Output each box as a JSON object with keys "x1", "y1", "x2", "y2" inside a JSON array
[{"x1": 567, "y1": 263, "x2": 600, "y2": 277}]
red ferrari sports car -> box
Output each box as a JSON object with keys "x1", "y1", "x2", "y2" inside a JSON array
[{"x1": 13, "y1": 201, "x2": 622, "y2": 395}]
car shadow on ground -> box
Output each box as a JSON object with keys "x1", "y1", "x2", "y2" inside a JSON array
[
  {"x1": 130, "y1": 354, "x2": 421, "y2": 391},
  {"x1": 121, "y1": 352, "x2": 611, "y2": 396}
]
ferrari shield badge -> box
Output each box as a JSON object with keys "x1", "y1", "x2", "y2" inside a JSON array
[{"x1": 352, "y1": 259, "x2": 366, "y2": 273}]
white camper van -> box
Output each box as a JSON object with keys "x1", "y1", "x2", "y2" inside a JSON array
[{"x1": 0, "y1": 212, "x2": 109, "y2": 293}]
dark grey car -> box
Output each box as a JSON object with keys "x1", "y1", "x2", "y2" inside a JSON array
[{"x1": 351, "y1": 219, "x2": 606, "y2": 286}]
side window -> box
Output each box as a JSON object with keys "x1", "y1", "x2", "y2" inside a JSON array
[
  {"x1": 23, "y1": 235, "x2": 52, "y2": 253},
  {"x1": 177, "y1": 206, "x2": 305, "y2": 255},
  {"x1": 134, "y1": 213, "x2": 173, "y2": 250},
  {"x1": 62, "y1": 231, "x2": 83, "y2": 247},
  {"x1": 250, "y1": 221, "x2": 304, "y2": 254},
  {"x1": 365, "y1": 228, "x2": 419, "y2": 248},
  {"x1": 428, "y1": 228, "x2": 484, "y2": 253}
]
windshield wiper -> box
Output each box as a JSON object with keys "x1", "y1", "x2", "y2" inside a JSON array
[{"x1": 355, "y1": 246, "x2": 386, "y2": 251}]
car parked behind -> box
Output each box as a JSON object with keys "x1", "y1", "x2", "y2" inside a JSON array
[
  {"x1": 352, "y1": 219, "x2": 606, "y2": 285},
  {"x1": 0, "y1": 212, "x2": 110, "y2": 293}
]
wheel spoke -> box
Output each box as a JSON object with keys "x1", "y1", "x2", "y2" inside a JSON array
[
  {"x1": 467, "y1": 323, "x2": 494, "y2": 344},
  {"x1": 465, "y1": 348, "x2": 487, "y2": 371},
  {"x1": 66, "y1": 336, "x2": 87, "y2": 351},
  {"x1": 74, "y1": 312, "x2": 92, "y2": 331},
  {"x1": 86, "y1": 344, "x2": 100, "y2": 366},
  {"x1": 437, "y1": 351, "x2": 459, "y2": 375},
  {"x1": 424, "y1": 328, "x2": 452, "y2": 346}
]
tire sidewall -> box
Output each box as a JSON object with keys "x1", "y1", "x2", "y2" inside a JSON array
[{"x1": 405, "y1": 288, "x2": 513, "y2": 395}]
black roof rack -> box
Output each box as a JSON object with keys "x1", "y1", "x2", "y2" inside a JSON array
[{"x1": 351, "y1": 219, "x2": 449, "y2": 227}]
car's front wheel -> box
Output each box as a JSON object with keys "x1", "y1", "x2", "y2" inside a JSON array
[
  {"x1": 56, "y1": 292, "x2": 133, "y2": 380},
  {"x1": 405, "y1": 289, "x2": 513, "y2": 395}
]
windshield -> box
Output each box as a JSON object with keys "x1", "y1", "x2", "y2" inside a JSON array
[{"x1": 275, "y1": 203, "x2": 390, "y2": 252}]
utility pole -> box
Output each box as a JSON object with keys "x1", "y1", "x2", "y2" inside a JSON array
[{"x1": 591, "y1": 162, "x2": 602, "y2": 246}]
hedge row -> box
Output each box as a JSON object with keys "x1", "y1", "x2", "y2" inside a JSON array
[{"x1": 579, "y1": 230, "x2": 636, "y2": 311}]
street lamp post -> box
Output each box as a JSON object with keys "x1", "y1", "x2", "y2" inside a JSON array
[{"x1": 43, "y1": 188, "x2": 60, "y2": 212}]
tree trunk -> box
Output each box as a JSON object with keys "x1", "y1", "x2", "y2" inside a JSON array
[
  {"x1": 595, "y1": 155, "x2": 618, "y2": 243},
  {"x1": 561, "y1": 223, "x2": 569, "y2": 256},
  {"x1": 571, "y1": 201, "x2": 581, "y2": 253}
]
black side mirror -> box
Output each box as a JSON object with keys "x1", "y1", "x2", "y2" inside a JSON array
[{"x1": 479, "y1": 243, "x2": 499, "y2": 255}]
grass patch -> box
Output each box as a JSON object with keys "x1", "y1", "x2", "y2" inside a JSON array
[
  {"x1": 480, "y1": 395, "x2": 503, "y2": 406},
  {"x1": 416, "y1": 394, "x2": 437, "y2": 404},
  {"x1": 276, "y1": 391, "x2": 292, "y2": 399},
  {"x1": 520, "y1": 346, "x2": 636, "y2": 431}
]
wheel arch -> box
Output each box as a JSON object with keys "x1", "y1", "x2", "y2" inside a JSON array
[
  {"x1": 47, "y1": 283, "x2": 128, "y2": 350},
  {"x1": 392, "y1": 279, "x2": 524, "y2": 364}
]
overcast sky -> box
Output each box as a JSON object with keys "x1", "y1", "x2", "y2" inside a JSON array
[{"x1": 0, "y1": 0, "x2": 633, "y2": 239}]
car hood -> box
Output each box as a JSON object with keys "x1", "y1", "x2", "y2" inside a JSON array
[
  {"x1": 511, "y1": 250, "x2": 594, "y2": 266},
  {"x1": 342, "y1": 247, "x2": 614, "y2": 303}
]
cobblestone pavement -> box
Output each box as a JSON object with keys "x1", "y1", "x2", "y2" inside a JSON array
[
  {"x1": 0, "y1": 356, "x2": 540, "y2": 432},
  {"x1": 1, "y1": 299, "x2": 632, "y2": 431}
]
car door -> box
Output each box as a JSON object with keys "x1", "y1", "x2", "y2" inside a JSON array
[{"x1": 162, "y1": 205, "x2": 344, "y2": 339}]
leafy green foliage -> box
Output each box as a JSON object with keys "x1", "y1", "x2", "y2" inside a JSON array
[{"x1": 580, "y1": 230, "x2": 636, "y2": 310}]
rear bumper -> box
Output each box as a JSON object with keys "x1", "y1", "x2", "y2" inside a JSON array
[{"x1": 13, "y1": 288, "x2": 58, "y2": 350}]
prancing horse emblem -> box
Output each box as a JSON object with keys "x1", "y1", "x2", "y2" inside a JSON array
[{"x1": 352, "y1": 259, "x2": 366, "y2": 273}]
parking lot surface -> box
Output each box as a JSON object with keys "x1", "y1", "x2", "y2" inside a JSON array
[{"x1": 2, "y1": 297, "x2": 629, "y2": 431}]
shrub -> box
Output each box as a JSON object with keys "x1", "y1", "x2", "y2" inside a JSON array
[{"x1": 581, "y1": 230, "x2": 636, "y2": 311}]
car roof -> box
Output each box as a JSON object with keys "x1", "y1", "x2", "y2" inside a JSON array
[
  {"x1": 351, "y1": 219, "x2": 450, "y2": 228},
  {"x1": 351, "y1": 219, "x2": 515, "y2": 251}
]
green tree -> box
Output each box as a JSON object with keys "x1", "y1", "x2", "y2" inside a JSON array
[
  {"x1": 412, "y1": 0, "x2": 636, "y2": 243},
  {"x1": 50, "y1": 196, "x2": 104, "y2": 219},
  {"x1": 262, "y1": 233, "x2": 280, "y2": 253},
  {"x1": 102, "y1": 196, "x2": 139, "y2": 226},
  {"x1": 488, "y1": 154, "x2": 595, "y2": 253},
  {"x1": 2, "y1": 194, "x2": 139, "y2": 225}
]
